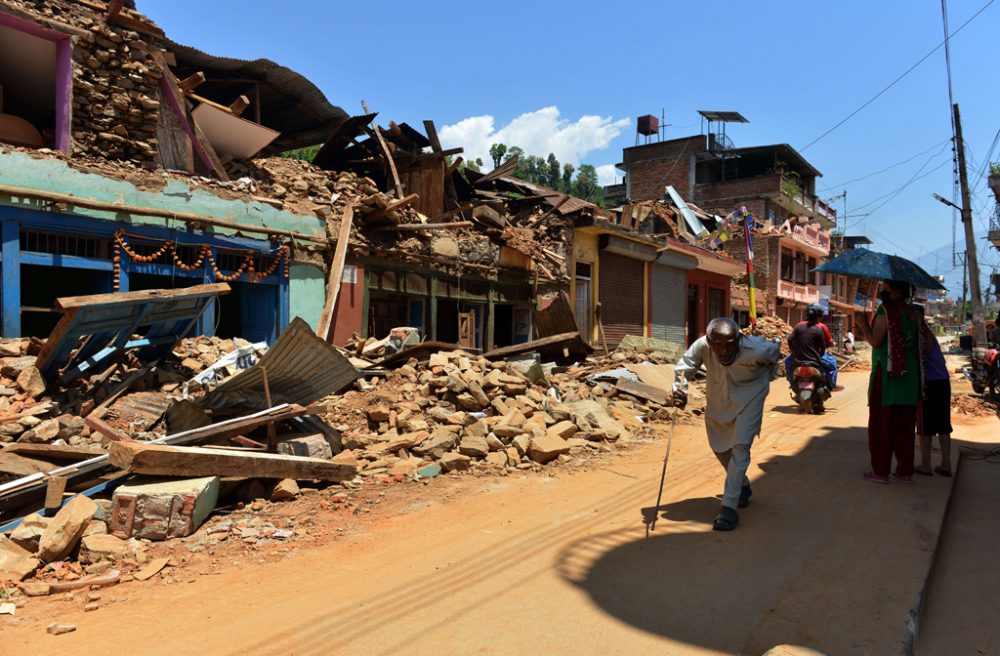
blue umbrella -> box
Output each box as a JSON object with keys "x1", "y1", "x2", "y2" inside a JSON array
[{"x1": 812, "y1": 249, "x2": 946, "y2": 290}]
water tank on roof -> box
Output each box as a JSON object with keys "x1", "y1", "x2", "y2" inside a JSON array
[{"x1": 637, "y1": 115, "x2": 659, "y2": 136}]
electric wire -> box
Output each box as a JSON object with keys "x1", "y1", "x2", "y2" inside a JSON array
[{"x1": 800, "y1": 0, "x2": 995, "y2": 152}]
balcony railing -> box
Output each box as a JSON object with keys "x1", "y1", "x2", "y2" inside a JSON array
[
  {"x1": 777, "y1": 280, "x2": 820, "y2": 304},
  {"x1": 787, "y1": 223, "x2": 831, "y2": 255}
]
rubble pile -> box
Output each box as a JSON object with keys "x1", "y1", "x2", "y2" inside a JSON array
[
  {"x1": 951, "y1": 393, "x2": 998, "y2": 417},
  {"x1": 840, "y1": 356, "x2": 872, "y2": 372},
  {"x1": 323, "y1": 350, "x2": 675, "y2": 477},
  {"x1": 743, "y1": 316, "x2": 793, "y2": 356}
]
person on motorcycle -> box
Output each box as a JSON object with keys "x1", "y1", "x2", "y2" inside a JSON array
[{"x1": 784, "y1": 303, "x2": 840, "y2": 390}]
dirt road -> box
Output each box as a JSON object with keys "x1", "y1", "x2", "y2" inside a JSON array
[{"x1": 4, "y1": 371, "x2": 991, "y2": 655}]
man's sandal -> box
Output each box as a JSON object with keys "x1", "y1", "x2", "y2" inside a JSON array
[
  {"x1": 738, "y1": 485, "x2": 752, "y2": 508},
  {"x1": 713, "y1": 506, "x2": 739, "y2": 531},
  {"x1": 863, "y1": 471, "x2": 888, "y2": 485}
]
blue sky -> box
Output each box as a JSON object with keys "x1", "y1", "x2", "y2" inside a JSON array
[{"x1": 140, "y1": 0, "x2": 1000, "y2": 297}]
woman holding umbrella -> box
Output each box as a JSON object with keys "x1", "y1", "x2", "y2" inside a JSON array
[{"x1": 854, "y1": 280, "x2": 922, "y2": 483}]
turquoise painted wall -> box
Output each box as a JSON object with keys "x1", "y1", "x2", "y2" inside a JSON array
[
  {"x1": 0, "y1": 149, "x2": 326, "y2": 239},
  {"x1": 290, "y1": 263, "x2": 326, "y2": 329}
]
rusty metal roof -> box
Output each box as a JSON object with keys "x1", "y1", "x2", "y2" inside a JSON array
[
  {"x1": 197, "y1": 317, "x2": 359, "y2": 412},
  {"x1": 165, "y1": 39, "x2": 348, "y2": 155}
]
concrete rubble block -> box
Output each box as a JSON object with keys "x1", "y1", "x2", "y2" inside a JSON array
[
  {"x1": 388, "y1": 459, "x2": 419, "y2": 477},
  {"x1": 9, "y1": 513, "x2": 49, "y2": 553},
  {"x1": 428, "y1": 353, "x2": 450, "y2": 368},
  {"x1": 4, "y1": 356, "x2": 37, "y2": 378},
  {"x1": 412, "y1": 432, "x2": 457, "y2": 457},
  {"x1": 456, "y1": 393, "x2": 484, "y2": 411},
  {"x1": 440, "y1": 451, "x2": 471, "y2": 472},
  {"x1": 277, "y1": 434, "x2": 333, "y2": 460},
  {"x1": 467, "y1": 380, "x2": 491, "y2": 407},
  {"x1": 505, "y1": 446, "x2": 521, "y2": 464},
  {"x1": 546, "y1": 421, "x2": 578, "y2": 440},
  {"x1": 332, "y1": 449, "x2": 359, "y2": 468},
  {"x1": 527, "y1": 435, "x2": 572, "y2": 464},
  {"x1": 545, "y1": 401, "x2": 573, "y2": 422},
  {"x1": 0, "y1": 536, "x2": 40, "y2": 581},
  {"x1": 110, "y1": 476, "x2": 220, "y2": 541},
  {"x1": 492, "y1": 424, "x2": 522, "y2": 439},
  {"x1": 512, "y1": 434, "x2": 532, "y2": 456},
  {"x1": 465, "y1": 419, "x2": 488, "y2": 438},
  {"x1": 458, "y1": 435, "x2": 489, "y2": 459},
  {"x1": 37, "y1": 495, "x2": 98, "y2": 562},
  {"x1": 270, "y1": 479, "x2": 300, "y2": 501},
  {"x1": 78, "y1": 533, "x2": 129, "y2": 564}
]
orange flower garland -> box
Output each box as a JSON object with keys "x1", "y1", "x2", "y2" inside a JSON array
[{"x1": 112, "y1": 229, "x2": 288, "y2": 291}]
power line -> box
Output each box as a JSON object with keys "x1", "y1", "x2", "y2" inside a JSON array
[
  {"x1": 800, "y1": 0, "x2": 995, "y2": 152},
  {"x1": 819, "y1": 139, "x2": 951, "y2": 192},
  {"x1": 850, "y1": 144, "x2": 952, "y2": 213}
]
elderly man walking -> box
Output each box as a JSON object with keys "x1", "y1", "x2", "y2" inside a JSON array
[{"x1": 672, "y1": 318, "x2": 781, "y2": 531}]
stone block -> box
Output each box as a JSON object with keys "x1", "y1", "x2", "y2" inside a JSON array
[
  {"x1": 440, "y1": 451, "x2": 471, "y2": 472},
  {"x1": 412, "y1": 432, "x2": 456, "y2": 457},
  {"x1": 37, "y1": 495, "x2": 97, "y2": 562},
  {"x1": 527, "y1": 435, "x2": 571, "y2": 464},
  {"x1": 79, "y1": 534, "x2": 129, "y2": 564},
  {"x1": 110, "y1": 476, "x2": 219, "y2": 541},
  {"x1": 458, "y1": 435, "x2": 489, "y2": 458},
  {"x1": 270, "y1": 479, "x2": 300, "y2": 501},
  {"x1": 277, "y1": 434, "x2": 333, "y2": 460},
  {"x1": 9, "y1": 513, "x2": 49, "y2": 553}
]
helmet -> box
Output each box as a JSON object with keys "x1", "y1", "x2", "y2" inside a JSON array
[{"x1": 806, "y1": 303, "x2": 824, "y2": 320}]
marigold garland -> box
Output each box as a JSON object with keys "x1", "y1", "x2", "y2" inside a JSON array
[{"x1": 112, "y1": 229, "x2": 288, "y2": 291}]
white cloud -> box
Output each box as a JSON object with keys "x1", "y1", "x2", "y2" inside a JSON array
[
  {"x1": 439, "y1": 106, "x2": 629, "y2": 175},
  {"x1": 595, "y1": 164, "x2": 620, "y2": 187}
]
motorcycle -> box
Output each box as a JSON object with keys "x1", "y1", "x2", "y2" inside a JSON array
[
  {"x1": 964, "y1": 345, "x2": 999, "y2": 396},
  {"x1": 789, "y1": 361, "x2": 831, "y2": 414}
]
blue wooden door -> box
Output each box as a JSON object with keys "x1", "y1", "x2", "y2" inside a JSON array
[{"x1": 240, "y1": 284, "x2": 277, "y2": 344}]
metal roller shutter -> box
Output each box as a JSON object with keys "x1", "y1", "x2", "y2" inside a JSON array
[
  {"x1": 598, "y1": 252, "x2": 644, "y2": 348},
  {"x1": 651, "y1": 265, "x2": 686, "y2": 344}
]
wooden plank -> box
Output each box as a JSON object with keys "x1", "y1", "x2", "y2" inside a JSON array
[
  {"x1": 614, "y1": 378, "x2": 669, "y2": 405},
  {"x1": 317, "y1": 202, "x2": 354, "y2": 341},
  {"x1": 44, "y1": 475, "x2": 68, "y2": 515},
  {"x1": 359, "y1": 193, "x2": 418, "y2": 225},
  {"x1": 156, "y1": 83, "x2": 195, "y2": 172},
  {"x1": 425, "y1": 119, "x2": 461, "y2": 210},
  {"x1": 482, "y1": 331, "x2": 582, "y2": 360},
  {"x1": 150, "y1": 50, "x2": 229, "y2": 181},
  {"x1": 109, "y1": 441, "x2": 357, "y2": 482},
  {"x1": 54, "y1": 283, "x2": 231, "y2": 311},
  {"x1": 84, "y1": 414, "x2": 131, "y2": 442},
  {"x1": 436, "y1": 202, "x2": 475, "y2": 222},
  {"x1": 0, "y1": 452, "x2": 53, "y2": 477},
  {"x1": 361, "y1": 101, "x2": 403, "y2": 198},
  {"x1": 177, "y1": 72, "x2": 205, "y2": 92},
  {"x1": 3, "y1": 444, "x2": 107, "y2": 461}
]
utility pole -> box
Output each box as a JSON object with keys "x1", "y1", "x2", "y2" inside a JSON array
[
  {"x1": 953, "y1": 103, "x2": 986, "y2": 345},
  {"x1": 960, "y1": 252, "x2": 968, "y2": 328}
]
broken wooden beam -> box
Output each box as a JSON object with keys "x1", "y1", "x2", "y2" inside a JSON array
[
  {"x1": 229, "y1": 95, "x2": 251, "y2": 116},
  {"x1": 361, "y1": 100, "x2": 404, "y2": 198},
  {"x1": 84, "y1": 414, "x2": 131, "y2": 443},
  {"x1": 360, "y1": 193, "x2": 419, "y2": 224},
  {"x1": 317, "y1": 202, "x2": 354, "y2": 342},
  {"x1": 108, "y1": 441, "x2": 357, "y2": 482},
  {"x1": 436, "y1": 202, "x2": 475, "y2": 222},
  {"x1": 177, "y1": 72, "x2": 206, "y2": 93}
]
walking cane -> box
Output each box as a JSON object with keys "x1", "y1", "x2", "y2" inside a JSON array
[{"x1": 646, "y1": 407, "x2": 678, "y2": 537}]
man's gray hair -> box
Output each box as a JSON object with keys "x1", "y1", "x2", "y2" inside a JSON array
[{"x1": 706, "y1": 317, "x2": 740, "y2": 337}]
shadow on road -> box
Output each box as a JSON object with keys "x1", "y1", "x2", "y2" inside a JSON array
[{"x1": 557, "y1": 424, "x2": 948, "y2": 655}]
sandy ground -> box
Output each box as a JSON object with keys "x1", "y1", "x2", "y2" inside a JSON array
[{"x1": 2, "y1": 371, "x2": 996, "y2": 656}]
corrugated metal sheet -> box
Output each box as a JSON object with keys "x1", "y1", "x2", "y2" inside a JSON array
[
  {"x1": 651, "y1": 265, "x2": 686, "y2": 344},
  {"x1": 599, "y1": 252, "x2": 644, "y2": 349},
  {"x1": 165, "y1": 39, "x2": 348, "y2": 154},
  {"x1": 197, "y1": 317, "x2": 359, "y2": 412}
]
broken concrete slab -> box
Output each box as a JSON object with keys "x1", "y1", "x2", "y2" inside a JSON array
[
  {"x1": 110, "y1": 476, "x2": 220, "y2": 541},
  {"x1": 0, "y1": 536, "x2": 39, "y2": 581},
  {"x1": 412, "y1": 432, "x2": 457, "y2": 456},
  {"x1": 15, "y1": 365, "x2": 44, "y2": 397},
  {"x1": 458, "y1": 435, "x2": 489, "y2": 458},
  {"x1": 37, "y1": 495, "x2": 98, "y2": 562}
]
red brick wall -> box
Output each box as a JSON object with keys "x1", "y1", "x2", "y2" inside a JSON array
[{"x1": 621, "y1": 136, "x2": 705, "y2": 201}]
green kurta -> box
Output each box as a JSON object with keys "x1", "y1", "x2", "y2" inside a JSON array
[{"x1": 870, "y1": 305, "x2": 920, "y2": 406}]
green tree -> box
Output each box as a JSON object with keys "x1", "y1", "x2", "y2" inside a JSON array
[
  {"x1": 489, "y1": 143, "x2": 507, "y2": 168},
  {"x1": 464, "y1": 157, "x2": 483, "y2": 173},
  {"x1": 504, "y1": 146, "x2": 524, "y2": 164},
  {"x1": 572, "y1": 164, "x2": 603, "y2": 204},
  {"x1": 279, "y1": 145, "x2": 320, "y2": 162},
  {"x1": 546, "y1": 153, "x2": 561, "y2": 190},
  {"x1": 562, "y1": 163, "x2": 575, "y2": 192}
]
